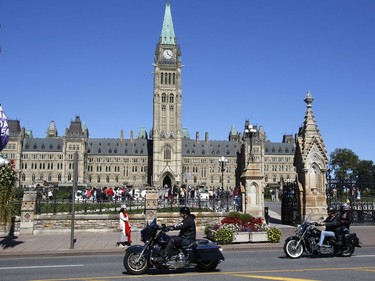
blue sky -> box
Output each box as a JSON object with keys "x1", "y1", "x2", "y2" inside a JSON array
[{"x1": 1, "y1": 0, "x2": 374, "y2": 162}]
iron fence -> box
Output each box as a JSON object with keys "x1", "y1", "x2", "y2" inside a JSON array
[
  {"x1": 327, "y1": 196, "x2": 375, "y2": 225},
  {"x1": 33, "y1": 194, "x2": 239, "y2": 215}
]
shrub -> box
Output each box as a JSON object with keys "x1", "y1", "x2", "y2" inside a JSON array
[
  {"x1": 215, "y1": 226, "x2": 234, "y2": 245},
  {"x1": 267, "y1": 227, "x2": 282, "y2": 243},
  {"x1": 0, "y1": 160, "x2": 18, "y2": 230}
]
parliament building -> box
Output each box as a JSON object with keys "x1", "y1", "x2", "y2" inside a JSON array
[{"x1": 3, "y1": 3, "x2": 297, "y2": 192}]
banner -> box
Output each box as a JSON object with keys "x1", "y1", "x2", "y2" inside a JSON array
[{"x1": 0, "y1": 105, "x2": 10, "y2": 151}]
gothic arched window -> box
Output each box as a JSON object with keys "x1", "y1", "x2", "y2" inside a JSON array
[{"x1": 164, "y1": 146, "x2": 171, "y2": 160}]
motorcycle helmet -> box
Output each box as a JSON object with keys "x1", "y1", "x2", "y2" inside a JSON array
[
  {"x1": 180, "y1": 206, "x2": 191, "y2": 215},
  {"x1": 340, "y1": 203, "x2": 351, "y2": 212},
  {"x1": 327, "y1": 206, "x2": 336, "y2": 213}
]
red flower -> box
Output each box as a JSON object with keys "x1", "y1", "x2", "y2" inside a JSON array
[{"x1": 220, "y1": 213, "x2": 264, "y2": 232}]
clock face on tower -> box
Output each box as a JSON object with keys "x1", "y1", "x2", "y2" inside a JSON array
[{"x1": 163, "y1": 49, "x2": 173, "y2": 59}]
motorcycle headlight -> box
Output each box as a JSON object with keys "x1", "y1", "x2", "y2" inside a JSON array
[{"x1": 295, "y1": 225, "x2": 302, "y2": 234}]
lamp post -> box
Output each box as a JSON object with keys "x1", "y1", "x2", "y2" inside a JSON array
[
  {"x1": 219, "y1": 156, "x2": 228, "y2": 190},
  {"x1": 244, "y1": 123, "x2": 257, "y2": 163},
  {"x1": 219, "y1": 156, "x2": 228, "y2": 211}
]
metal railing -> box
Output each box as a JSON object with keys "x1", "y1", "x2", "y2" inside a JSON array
[
  {"x1": 328, "y1": 196, "x2": 375, "y2": 224},
  {"x1": 33, "y1": 194, "x2": 240, "y2": 215}
]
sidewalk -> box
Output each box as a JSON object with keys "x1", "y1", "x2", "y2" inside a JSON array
[{"x1": 1, "y1": 223, "x2": 374, "y2": 258}]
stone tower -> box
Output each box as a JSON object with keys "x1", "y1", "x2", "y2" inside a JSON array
[
  {"x1": 240, "y1": 120, "x2": 266, "y2": 218},
  {"x1": 294, "y1": 91, "x2": 329, "y2": 220},
  {"x1": 152, "y1": 3, "x2": 183, "y2": 188}
]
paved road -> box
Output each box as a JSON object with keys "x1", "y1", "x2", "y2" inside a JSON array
[
  {"x1": 1, "y1": 247, "x2": 375, "y2": 281},
  {"x1": 1, "y1": 201, "x2": 374, "y2": 257}
]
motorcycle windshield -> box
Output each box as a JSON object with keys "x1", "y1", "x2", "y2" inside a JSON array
[
  {"x1": 141, "y1": 218, "x2": 158, "y2": 243},
  {"x1": 304, "y1": 214, "x2": 312, "y2": 224}
]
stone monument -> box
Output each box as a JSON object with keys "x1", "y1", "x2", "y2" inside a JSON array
[
  {"x1": 294, "y1": 91, "x2": 329, "y2": 220},
  {"x1": 19, "y1": 190, "x2": 37, "y2": 234}
]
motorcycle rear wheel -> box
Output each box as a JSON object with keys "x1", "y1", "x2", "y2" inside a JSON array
[
  {"x1": 284, "y1": 238, "x2": 304, "y2": 259},
  {"x1": 123, "y1": 251, "x2": 149, "y2": 275},
  {"x1": 196, "y1": 260, "x2": 219, "y2": 271},
  {"x1": 339, "y1": 243, "x2": 355, "y2": 257}
]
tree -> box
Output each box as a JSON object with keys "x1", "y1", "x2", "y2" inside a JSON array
[
  {"x1": 356, "y1": 160, "x2": 375, "y2": 193},
  {"x1": 0, "y1": 161, "x2": 17, "y2": 232},
  {"x1": 329, "y1": 148, "x2": 359, "y2": 184},
  {"x1": 329, "y1": 148, "x2": 375, "y2": 194}
]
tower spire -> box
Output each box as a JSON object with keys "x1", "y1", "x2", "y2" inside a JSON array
[
  {"x1": 160, "y1": 2, "x2": 175, "y2": 45},
  {"x1": 303, "y1": 91, "x2": 320, "y2": 138}
]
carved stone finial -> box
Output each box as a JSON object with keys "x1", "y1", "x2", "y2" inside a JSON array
[{"x1": 304, "y1": 91, "x2": 314, "y2": 108}]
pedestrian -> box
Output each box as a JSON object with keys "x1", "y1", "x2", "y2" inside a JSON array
[
  {"x1": 47, "y1": 189, "x2": 53, "y2": 200},
  {"x1": 117, "y1": 204, "x2": 132, "y2": 247},
  {"x1": 356, "y1": 187, "x2": 362, "y2": 204},
  {"x1": 270, "y1": 189, "x2": 275, "y2": 202}
]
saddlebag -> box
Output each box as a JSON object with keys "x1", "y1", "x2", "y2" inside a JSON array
[
  {"x1": 194, "y1": 242, "x2": 225, "y2": 261},
  {"x1": 345, "y1": 233, "x2": 361, "y2": 247}
]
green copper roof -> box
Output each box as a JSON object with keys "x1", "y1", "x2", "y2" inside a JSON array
[
  {"x1": 138, "y1": 126, "x2": 147, "y2": 139},
  {"x1": 182, "y1": 128, "x2": 190, "y2": 139},
  {"x1": 230, "y1": 125, "x2": 237, "y2": 135},
  {"x1": 160, "y1": 3, "x2": 175, "y2": 45}
]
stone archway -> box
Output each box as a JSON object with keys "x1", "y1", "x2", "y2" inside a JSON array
[{"x1": 162, "y1": 175, "x2": 172, "y2": 189}]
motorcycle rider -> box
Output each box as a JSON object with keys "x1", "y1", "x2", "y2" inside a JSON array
[
  {"x1": 161, "y1": 206, "x2": 196, "y2": 262},
  {"x1": 316, "y1": 206, "x2": 340, "y2": 249},
  {"x1": 336, "y1": 203, "x2": 351, "y2": 242},
  {"x1": 339, "y1": 203, "x2": 351, "y2": 230}
]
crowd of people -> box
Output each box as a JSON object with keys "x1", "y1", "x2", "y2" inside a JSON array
[
  {"x1": 158, "y1": 185, "x2": 242, "y2": 210},
  {"x1": 76, "y1": 186, "x2": 144, "y2": 203},
  {"x1": 161, "y1": 185, "x2": 240, "y2": 202}
]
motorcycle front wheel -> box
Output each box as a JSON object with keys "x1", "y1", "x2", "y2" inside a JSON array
[
  {"x1": 284, "y1": 238, "x2": 304, "y2": 259},
  {"x1": 339, "y1": 243, "x2": 355, "y2": 257},
  {"x1": 196, "y1": 260, "x2": 219, "y2": 271},
  {"x1": 123, "y1": 251, "x2": 149, "y2": 275}
]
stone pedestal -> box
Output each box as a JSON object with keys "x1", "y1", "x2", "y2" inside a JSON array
[
  {"x1": 20, "y1": 191, "x2": 37, "y2": 235},
  {"x1": 304, "y1": 192, "x2": 327, "y2": 221},
  {"x1": 144, "y1": 188, "x2": 158, "y2": 223},
  {"x1": 241, "y1": 162, "x2": 264, "y2": 218}
]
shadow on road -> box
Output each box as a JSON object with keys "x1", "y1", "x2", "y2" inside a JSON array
[{"x1": 0, "y1": 235, "x2": 24, "y2": 249}]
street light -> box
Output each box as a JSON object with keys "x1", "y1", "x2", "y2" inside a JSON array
[
  {"x1": 219, "y1": 156, "x2": 228, "y2": 190},
  {"x1": 244, "y1": 123, "x2": 257, "y2": 163},
  {"x1": 219, "y1": 156, "x2": 229, "y2": 212}
]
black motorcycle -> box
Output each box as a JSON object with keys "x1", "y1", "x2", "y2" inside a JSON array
[
  {"x1": 123, "y1": 218, "x2": 225, "y2": 274},
  {"x1": 284, "y1": 215, "x2": 361, "y2": 259}
]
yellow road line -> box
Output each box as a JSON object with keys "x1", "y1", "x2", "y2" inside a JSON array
[
  {"x1": 30, "y1": 266, "x2": 375, "y2": 281},
  {"x1": 231, "y1": 274, "x2": 319, "y2": 281}
]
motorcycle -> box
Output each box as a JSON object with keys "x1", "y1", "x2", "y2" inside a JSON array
[
  {"x1": 284, "y1": 215, "x2": 361, "y2": 259},
  {"x1": 123, "y1": 218, "x2": 225, "y2": 275}
]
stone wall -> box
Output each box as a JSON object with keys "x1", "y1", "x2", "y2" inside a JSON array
[{"x1": 2, "y1": 212, "x2": 224, "y2": 235}]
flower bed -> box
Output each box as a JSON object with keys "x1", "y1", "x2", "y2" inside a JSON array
[{"x1": 204, "y1": 212, "x2": 282, "y2": 244}]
